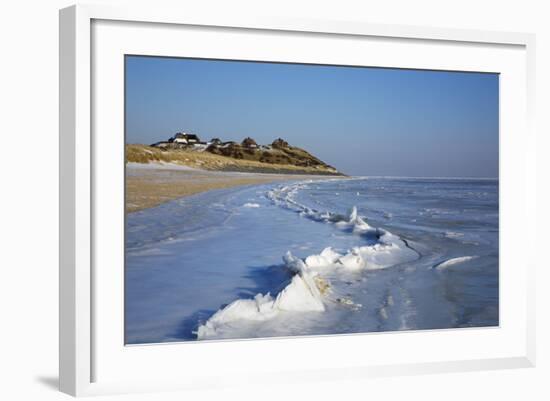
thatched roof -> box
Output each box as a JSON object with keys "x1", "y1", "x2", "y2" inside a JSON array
[{"x1": 241, "y1": 137, "x2": 258, "y2": 147}]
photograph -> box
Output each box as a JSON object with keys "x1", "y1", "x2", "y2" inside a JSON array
[{"x1": 124, "y1": 55, "x2": 499, "y2": 344}]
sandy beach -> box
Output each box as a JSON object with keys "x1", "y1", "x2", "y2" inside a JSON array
[{"x1": 126, "y1": 162, "x2": 335, "y2": 213}]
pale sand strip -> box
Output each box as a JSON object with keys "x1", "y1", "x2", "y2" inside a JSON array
[{"x1": 126, "y1": 164, "x2": 334, "y2": 213}]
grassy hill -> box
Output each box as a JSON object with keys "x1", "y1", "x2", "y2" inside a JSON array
[{"x1": 126, "y1": 139, "x2": 344, "y2": 176}]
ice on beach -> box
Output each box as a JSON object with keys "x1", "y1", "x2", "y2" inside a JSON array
[
  {"x1": 197, "y1": 201, "x2": 419, "y2": 340},
  {"x1": 243, "y1": 202, "x2": 261, "y2": 208},
  {"x1": 304, "y1": 247, "x2": 341, "y2": 268},
  {"x1": 126, "y1": 176, "x2": 499, "y2": 344},
  {"x1": 444, "y1": 231, "x2": 464, "y2": 239},
  {"x1": 337, "y1": 248, "x2": 366, "y2": 271},
  {"x1": 434, "y1": 256, "x2": 478, "y2": 270},
  {"x1": 196, "y1": 253, "x2": 326, "y2": 340}
]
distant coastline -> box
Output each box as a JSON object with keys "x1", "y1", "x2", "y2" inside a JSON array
[
  {"x1": 126, "y1": 133, "x2": 344, "y2": 176},
  {"x1": 125, "y1": 133, "x2": 348, "y2": 212}
]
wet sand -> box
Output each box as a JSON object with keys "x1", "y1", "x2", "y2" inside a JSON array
[{"x1": 126, "y1": 163, "x2": 335, "y2": 213}]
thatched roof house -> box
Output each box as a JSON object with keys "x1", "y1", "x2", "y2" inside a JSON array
[{"x1": 241, "y1": 137, "x2": 258, "y2": 148}]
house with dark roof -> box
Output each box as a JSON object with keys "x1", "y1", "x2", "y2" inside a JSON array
[
  {"x1": 241, "y1": 137, "x2": 258, "y2": 148},
  {"x1": 171, "y1": 132, "x2": 201, "y2": 144}
]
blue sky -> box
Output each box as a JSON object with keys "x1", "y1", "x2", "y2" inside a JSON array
[{"x1": 125, "y1": 56, "x2": 499, "y2": 177}]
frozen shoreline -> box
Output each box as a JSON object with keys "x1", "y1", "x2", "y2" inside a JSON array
[
  {"x1": 196, "y1": 183, "x2": 419, "y2": 340},
  {"x1": 126, "y1": 161, "x2": 343, "y2": 213},
  {"x1": 125, "y1": 176, "x2": 499, "y2": 344}
]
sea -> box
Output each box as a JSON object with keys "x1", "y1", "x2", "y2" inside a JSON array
[{"x1": 125, "y1": 177, "x2": 499, "y2": 344}]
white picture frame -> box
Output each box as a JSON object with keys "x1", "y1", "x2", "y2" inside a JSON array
[{"x1": 59, "y1": 3, "x2": 536, "y2": 397}]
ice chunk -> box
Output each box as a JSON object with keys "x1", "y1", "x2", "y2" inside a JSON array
[
  {"x1": 434, "y1": 256, "x2": 477, "y2": 270},
  {"x1": 273, "y1": 274, "x2": 325, "y2": 312},
  {"x1": 337, "y1": 248, "x2": 366, "y2": 270},
  {"x1": 320, "y1": 247, "x2": 342, "y2": 263}
]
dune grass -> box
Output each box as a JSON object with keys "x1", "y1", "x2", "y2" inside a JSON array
[{"x1": 126, "y1": 144, "x2": 343, "y2": 176}]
